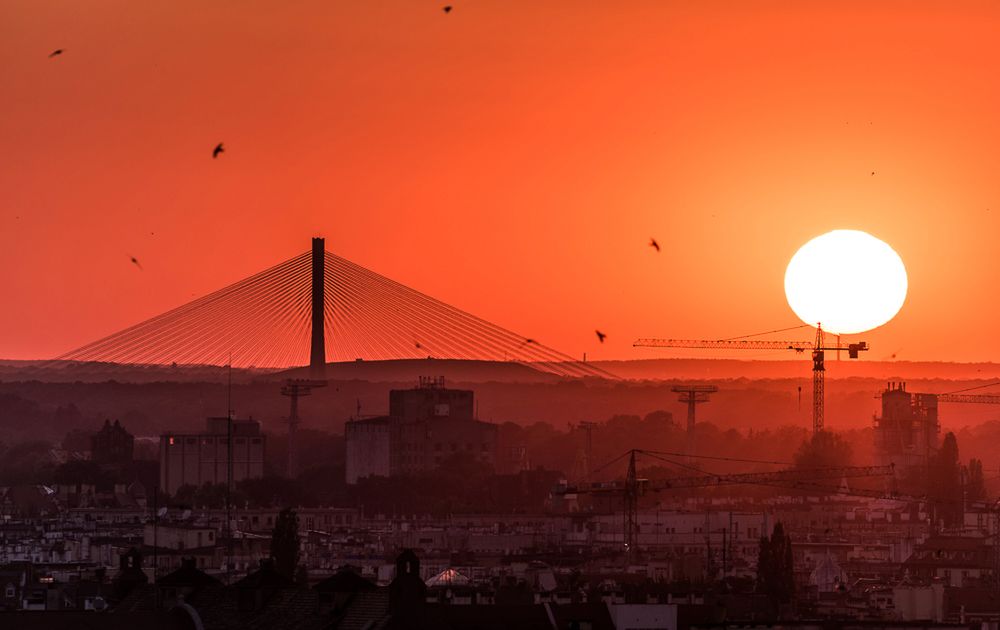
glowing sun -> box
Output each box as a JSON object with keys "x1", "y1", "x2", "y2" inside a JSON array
[{"x1": 784, "y1": 230, "x2": 907, "y2": 335}]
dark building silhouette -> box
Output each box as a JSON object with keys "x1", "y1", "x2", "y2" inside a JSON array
[
  {"x1": 873, "y1": 382, "x2": 940, "y2": 476},
  {"x1": 159, "y1": 417, "x2": 266, "y2": 494},
  {"x1": 345, "y1": 377, "x2": 498, "y2": 483},
  {"x1": 389, "y1": 549, "x2": 426, "y2": 621},
  {"x1": 91, "y1": 420, "x2": 135, "y2": 467},
  {"x1": 113, "y1": 548, "x2": 148, "y2": 601}
]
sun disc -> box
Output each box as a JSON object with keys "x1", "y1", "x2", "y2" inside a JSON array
[{"x1": 784, "y1": 230, "x2": 907, "y2": 335}]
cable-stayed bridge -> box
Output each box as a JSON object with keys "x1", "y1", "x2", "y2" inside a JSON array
[{"x1": 57, "y1": 238, "x2": 614, "y2": 380}]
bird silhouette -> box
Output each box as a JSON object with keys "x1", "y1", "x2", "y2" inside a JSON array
[
  {"x1": 49, "y1": 49, "x2": 63, "y2": 58},
  {"x1": 520, "y1": 338, "x2": 538, "y2": 347},
  {"x1": 212, "y1": 143, "x2": 225, "y2": 159},
  {"x1": 595, "y1": 330, "x2": 607, "y2": 343},
  {"x1": 649, "y1": 238, "x2": 660, "y2": 252},
  {"x1": 443, "y1": 5, "x2": 453, "y2": 12},
  {"x1": 870, "y1": 171, "x2": 875, "y2": 176},
  {"x1": 130, "y1": 256, "x2": 143, "y2": 270}
]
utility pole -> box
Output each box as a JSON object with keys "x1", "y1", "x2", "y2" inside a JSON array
[
  {"x1": 576, "y1": 421, "x2": 596, "y2": 481},
  {"x1": 153, "y1": 485, "x2": 159, "y2": 608},
  {"x1": 226, "y1": 359, "x2": 233, "y2": 584},
  {"x1": 624, "y1": 450, "x2": 638, "y2": 563},
  {"x1": 281, "y1": 379, "x2": 327, "y2": 478}
]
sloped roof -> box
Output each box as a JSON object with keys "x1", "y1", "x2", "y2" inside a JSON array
[
  {"x1": 425, "y1": 568, "x2": 470, "y2": 587},
  {"x1": 157, "y1": 560, "x2": 222, "y2": 589},
  {"x1": 314, "y1": 569, "x2": 376, "y2": 594}
]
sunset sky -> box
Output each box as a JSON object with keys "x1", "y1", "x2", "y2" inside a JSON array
[{"x1": 4, "y1": 1, "x2": 1000, "y2": 363}]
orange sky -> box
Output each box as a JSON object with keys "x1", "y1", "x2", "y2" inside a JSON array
[{"x1": 3, "y1": 1, "x2": 1000, "y2": 364}]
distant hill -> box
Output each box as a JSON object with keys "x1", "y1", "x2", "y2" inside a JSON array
[
  {"x1": 3, "y1": 357, "x2": 999, "y2": 384},
  {"x1": 273, "y1": 358, "x2": 563, "y2": 384},
  {"x1": 0, "y1": 358, "x2": 565, "y2": 385},
  {"x1": 0, "y1": 360, "x2": 274, "y2": 384},
  {"x1": 591, "y1": 358, "x2": 1000, "y2": 382}
]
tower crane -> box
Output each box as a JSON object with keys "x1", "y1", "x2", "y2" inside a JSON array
[
  {"x1": 635, "y1": 325, "x2": 869, "y2": 433},
  {"x1": 552, "y1": 449, "x2": 894, "y2": 560}
]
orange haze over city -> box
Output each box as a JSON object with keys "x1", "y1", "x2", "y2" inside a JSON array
[{"x1": 4, "y1": 1, "x2": 1000, "y2": 363}]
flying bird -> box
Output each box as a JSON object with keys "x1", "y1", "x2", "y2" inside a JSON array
[
  {"x1": 212, "y1": 143, "x2": 225, "y2": 159},
  {"x1": 649, "y1": 238, "x2": 660, "y2": 252},
  {"x1": 443, "y1": 5, "x2": 453, "y2": 12},
  {"x1": 520, "y1": 338, "x2": 538, "y2": 347},
  {"x1": 870, "y1": 171, "x2": 875, "y2": 176},
  {"x1": 595, "y1": 330, "x2": 607, "y2": 343},
  {"x1": 49, "y1": 49, "x2": 63, "y2": 58},
  {"x1": 129, "y1": 256, "x2": 143, "y2": 270}
]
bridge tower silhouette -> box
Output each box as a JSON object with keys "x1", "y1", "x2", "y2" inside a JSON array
[
  {"x1": 57, "y1": 238, "x2": 613, "y2": 380},
  {"x1": 309, "y1": 237, "x2": 325, "y2": 379}
]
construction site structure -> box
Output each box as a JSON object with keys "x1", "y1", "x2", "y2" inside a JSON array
[
  {"x1": 635, "y1": 325, "x2": 869, "y2": 434},
  {"x1": 872, "y1": 382, "x2": 940, "y2": 477},
  {"x1": 873, "y1": 382, "x2": 1000, "y2": 479},
  {"x1": 553, "y1": 450, "x2": 894, "y2": 561}
]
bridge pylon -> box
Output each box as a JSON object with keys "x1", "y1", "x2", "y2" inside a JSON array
[{"x1": 310, "y1": 237, "x2": 326, "y2": 379}]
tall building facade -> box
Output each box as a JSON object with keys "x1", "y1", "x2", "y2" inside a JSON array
[
  {"x1": 873, "y1": 382, "x2": 940, "y2": 476},
  {"x1": 345, "y1": 378, "x2": 497, "y2": 484},
  {"x1": 159, "y1": 417, "x2": 266, "y2": 495}
]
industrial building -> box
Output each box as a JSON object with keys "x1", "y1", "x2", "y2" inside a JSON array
[
  {"x1": 873, "y1": 382, "x2": 940, "y2": 476},
  {"x1": 159, "y1": 417, "x2": 266, "y2": 495},
  {"x1": 345, "y1": 377, "x2": 497, "y2": 484}
]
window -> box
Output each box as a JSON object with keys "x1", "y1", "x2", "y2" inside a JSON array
[
  {"x1": 4, "y1": 584, "x2": 14, "y2": 598},
  {"x1": 168, "y1": 437, "x2": 175, "y2": 446}
]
